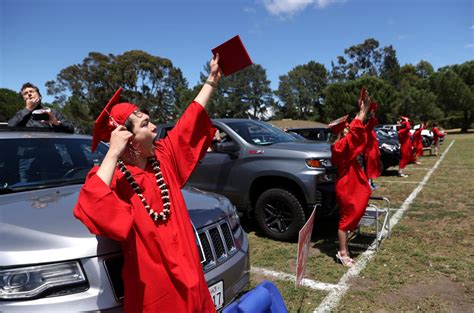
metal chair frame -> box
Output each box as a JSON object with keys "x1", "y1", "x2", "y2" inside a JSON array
[{"x1": 349, "y1": 196, "x2": 391, "y2": 251}]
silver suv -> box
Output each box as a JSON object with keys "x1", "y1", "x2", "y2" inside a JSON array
[{"x1": 0, "y1": 127, "x2": 249, "y2": 312}]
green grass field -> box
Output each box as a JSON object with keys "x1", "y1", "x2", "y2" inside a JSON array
[{"x1": 243, "y1": 133, "x2": 474, "y2": 312}]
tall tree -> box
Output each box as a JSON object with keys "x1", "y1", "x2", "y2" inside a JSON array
[
  {"x1": 380, "y1": 45, "x2": 401, "y2": 89},
  {"x1": 323, "y1": 76, "x2": 399, "y2": 124},
  {"x1": 430, "y1": 62, "x2": 473, "y2": 132},
  {"x1": 397, "y1": 86, "x2": 442, "y2": 123},
  {"x1": 46, "y1": 50, "x2": 187, "y2": 129},
  {"x1": 416, "y1": 60, "x2": 434, "y2": 79},
  {"x1": 202, "y1": 64, "x2": 275, "y2": 119},
  {"x1": 343, "y1": 38, "x2": 383, "y2": 78},
  {"x1": 275, "y1": 61, "x2": 328, "y2": 120},
  {"x1": 0, "y1": 88, "x2": 23, "y2": 121},
  {"x1": 330, "y1": 38, "x2": 399, "y2": 82}
]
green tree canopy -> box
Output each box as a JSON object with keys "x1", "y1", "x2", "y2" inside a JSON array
[
  {"x1": 46, "y1": 50, "x2": 188, "y2": 131},
  {"x1": 430, "y1": 61, "x2": 474, "y2": 132},
  {"x1": 275, "y1": 61, "x2": 328, "y2": 120},
  {"x1": 0, "y1": 88, "x2": 24, "y2": 121},
  {"x1": 202, "y1": 64, "x2": 275, "y2": 119},
  {"x1": 323, "y1": 76, "x2": 398, "y2": 124}
]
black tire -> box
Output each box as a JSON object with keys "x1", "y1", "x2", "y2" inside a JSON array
[{"x1": 254, "y1": 188, "x2": 306, "y2": 241}]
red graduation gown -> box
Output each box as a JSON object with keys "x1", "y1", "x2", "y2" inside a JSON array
[
  {"x1": 398, "y1": 121, "x2": 412, "y2": 169},
  {"x1": 332, "y1": 119, "x2": 372, "y2": 232},
  {"x1": 413, "y1": 127, "x2": 424, "y2": 156},
  {"x1": 432, "y1": 127, "x2": 445, "y2": 144},
  {"x1": 363, "y1": 117, "x2": 381, "y2": 179},
  {"x1": 74, "y1": 102, "x2": 216, "y2": 313}
]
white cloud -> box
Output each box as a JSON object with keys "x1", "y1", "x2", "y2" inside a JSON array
[
  {"x1": 470, "y1": 25, "x2": 474, "y2": 30},
  {"x1": 314, "y1": 0, "x2": 346, "y2": 9},
  {"x1": 263, "y1": 0, "x2": 345, "y2": 16},
  {"x1": 397, "y1": 34, "x2": 406, "y2": 40},
  {"x1": 243, "y1": 6, "x2": 257, "y2": 14},
  {"x1": 465, "y1": 43, "x2": 474, "y2": 48},
  {"x1": 263, "y1": 0, "x2": 313, "y2": 16}
]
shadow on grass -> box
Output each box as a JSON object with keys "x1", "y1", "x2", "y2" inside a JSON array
[{"x1": 381, "y1": 169, "x2": 400, "y2": 176}]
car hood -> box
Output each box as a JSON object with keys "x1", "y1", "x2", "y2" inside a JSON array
[
  {"x1": 268, "y1": 141, "x2": 332, "y2": 155},
  {"x1": 0, "y1": 185, "x2": 229, "y2": 266}
]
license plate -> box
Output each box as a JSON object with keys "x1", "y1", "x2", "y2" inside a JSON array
[{"x1": 208, "y1": 281, "x2": 224, "y2": 310}]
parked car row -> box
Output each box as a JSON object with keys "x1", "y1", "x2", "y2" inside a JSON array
[
  {"x1": 0, "y1": 126, "x2": 249, "y2": 312},
  {"x1": 156, "y1": 119, "x2": 338, "y2": 242},
  {"x1": 288, "y1": 126, "x2": 401, "y2": 171}
]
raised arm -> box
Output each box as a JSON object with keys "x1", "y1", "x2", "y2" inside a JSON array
[
  {"x1": 194, "y1": 53, "x2": 223, "y2": 108},
  {"x1": 96, "y1": 125, "x2": 133, "y2": 186}
]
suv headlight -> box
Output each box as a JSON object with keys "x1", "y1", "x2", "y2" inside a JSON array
[
  {"x1": 228, "y1": 204, "x2": 240, "y2": 230},
  {"x1": 0, "y1": 261, "x2": 86, "y2": 299},
  {"x1": 306, "y1": 158, "x2": 332, "y2": 168}
]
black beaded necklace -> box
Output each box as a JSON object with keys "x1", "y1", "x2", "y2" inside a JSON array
[{"x1": 117, "y1": 157, "x2": 171, "y2": 222}]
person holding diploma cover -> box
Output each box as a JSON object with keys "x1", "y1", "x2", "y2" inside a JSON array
[
  {"x1": 8, "y1": 82, "x2": 74, "y2": 132},
  {"x1": 329, "y1": 90, "x2": 372, "y2": 267},
  {"x1": 74, "y1": 37, "x2": 252, "y2": 313}
]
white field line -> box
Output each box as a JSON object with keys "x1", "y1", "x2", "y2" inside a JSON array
[
  {"x1": 251, "y1": 266, "x2": 340, "y2": 291},
  {"x1": 378, "y1": 180, "x2": 420, "y2": 184},
  {"x1": 313, "y1": 140, "x2": 455, "y2": 313}
]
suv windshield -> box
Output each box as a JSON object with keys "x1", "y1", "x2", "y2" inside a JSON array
[
  {"x1": 0, "y1": 138, "x2": 107, "y2": 193},
  {"x1": 226, "y1": 120, "x2": 296, "y2": 146}
]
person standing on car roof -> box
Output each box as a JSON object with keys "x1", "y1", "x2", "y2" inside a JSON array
[
  {"x1": 363, "y1": 100, "x2": 381, "y2": 190},
  {"x1": 397, "y1": 116, "x2": 412, "y2": 177},
  {"x1": 412, "y1": 122, "x2": 426, "y2": 164},
  {"x1": 7, "y1": 82, "x2": 74, "y2": 132},
  {"x1": 74, "y1": 55, "x2": 222, "y2": 313},
  {"x1": 430, "y1": 122, "x2": 446, "y2": 156},
  {"x1": 329, "y1": 88, "x2": 372, "y2": 267}
]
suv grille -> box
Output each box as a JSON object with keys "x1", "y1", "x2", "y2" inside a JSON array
[{"x1": 198, "y1": 221, "x2": 236, "y2": 270}]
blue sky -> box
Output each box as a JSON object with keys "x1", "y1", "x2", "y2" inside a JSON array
[{"x1": 1, "y1": 0, "x2": 473, "y2": 103}]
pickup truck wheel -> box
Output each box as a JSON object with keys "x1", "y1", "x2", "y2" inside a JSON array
[{"x1": 255, "y1": 188, "x2": 306, "y2": 241}]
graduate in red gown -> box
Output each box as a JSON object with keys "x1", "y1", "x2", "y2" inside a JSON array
[
  {"x1": 74, "y1": 55, "x2": 222, "y2": 313},
  {"x1": 431, "y1": 122, "x2": 446, "y2": 156},
  {"x1": 397, "y1": 116, "x2": 412, "y2": 177},
  {"x1": 412, "y1": 122, "x2": 425, "y2": 164},
  {"x1": 329, "y1": 92, "x2": 372, "y2": 267},
  {"x1": 363, "y1": 102, "x2": 381, "y2": 189}
]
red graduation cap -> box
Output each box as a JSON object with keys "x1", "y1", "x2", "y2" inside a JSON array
[
  {"x1": 327, "y1": 115, "x2": 349, "y2": 134},
  {"x1": 212, "y1": 35, "x2": 253, "y2": 77},
  {"x1": 91, "y1": 87, "x2": 138, "y2": 152}
]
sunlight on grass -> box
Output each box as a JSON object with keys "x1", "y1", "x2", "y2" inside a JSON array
[{"x1": 246, "y1": 134, "x2": 474, "y2": 311}]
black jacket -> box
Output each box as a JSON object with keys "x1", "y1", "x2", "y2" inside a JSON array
[{"x1": 7, "y1": 105, "x2": 74, "y2": 133}]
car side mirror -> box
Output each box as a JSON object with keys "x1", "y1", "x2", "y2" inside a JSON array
[{"x1": 214, "y1": 141, "x2": 240, "y2": 156}]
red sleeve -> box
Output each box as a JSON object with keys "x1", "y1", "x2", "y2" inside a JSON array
[
  {"x1": 365, "y1": 117, "x2": 377, "y2": 132},
  {"x1": 333, "y1": 119, "x2": 367, "y2": 162},
  {"x1": 73, "y1": 167, "x2": 134, "y2": 241},
  {"x1": 157, "y1": 101, "x2": 215, "y2": 187},
  {"x1": 434, "y1": 128, "x2": 445, "y2": 138},
  {"x1": 398, "y1": 122, "x2": 411, "y2": 136}
]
